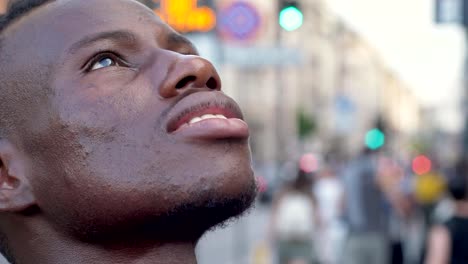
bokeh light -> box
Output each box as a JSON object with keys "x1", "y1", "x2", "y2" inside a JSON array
[
  {"x1": 412, "y1": 155, "x2": 432, "y2": 175},
  {"x1": 299, "y1": 153, "x2": 319, "y2": 173},
  {"x1": 365, "y1": 128, "x2": 385, "y2": 150}
]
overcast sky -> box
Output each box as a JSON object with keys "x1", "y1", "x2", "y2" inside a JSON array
[{"x1": 325, "y1": 0, "x2": 465, "y2": 131}]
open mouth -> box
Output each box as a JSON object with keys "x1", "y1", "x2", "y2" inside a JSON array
[
  {"x1": 170, "y1": 105, "x2": 239, "y2": 132},
  {"x1": 167, "y1": 92, "x2": 249, "y2": 139}
]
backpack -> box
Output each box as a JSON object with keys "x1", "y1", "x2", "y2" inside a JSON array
[{"x1": 275, "y1": 191, "x2": 315, "y2": 240}]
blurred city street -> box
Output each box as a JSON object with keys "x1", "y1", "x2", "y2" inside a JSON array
[{"x1": 197, "y1": 204, "x2": 271, "y2": 264}]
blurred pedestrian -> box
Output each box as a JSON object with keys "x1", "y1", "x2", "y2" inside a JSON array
[
  {"x1": 341, "y1": 148, "x2": 390, "y2": 264},
  {"x1": 270, "y1": 169, "x2": 318, "y2": 264},
  {"x1": 425, "y1": 158, "x2": 468, "y2": 264},
  {"x1": 313, "y1": 164, "x2": 346, "y2": 264},
  {"x1": 376, "y1": 154, "x2": 413, "y2": 264},
  {"x1": 415, "y1": 170, "x2": 447, "y2": 263}
]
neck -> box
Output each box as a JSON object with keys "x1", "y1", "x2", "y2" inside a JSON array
[
  {"x1": 23, "y1": 241, "x2": 198, "y2": 264},
  {"x1": 2, "y1": 216, "x2": 198, "y2": 264}
]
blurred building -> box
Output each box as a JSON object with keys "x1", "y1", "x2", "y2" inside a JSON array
[{"x1": 207, "y1": 0, "x2": 422, "y2": 165}]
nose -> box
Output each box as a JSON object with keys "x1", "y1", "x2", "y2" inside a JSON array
[{"x1": 159, "y1": 55, "x2": 221, "y2": 98}]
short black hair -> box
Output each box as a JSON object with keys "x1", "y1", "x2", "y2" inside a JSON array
[
  {"x1": 0, "y1": 1, "x2": 54, "y2": 262},
  {"x1": 0, "y1": 0, "x2": 53, "y2": 33},
  {"x1": 449, "y1": 158, "x2": 468, "y2": 201}
]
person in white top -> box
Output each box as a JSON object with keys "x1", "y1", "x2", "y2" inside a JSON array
[{"x1": 313, "y1": 165, "x2": 347, "y2": 264}]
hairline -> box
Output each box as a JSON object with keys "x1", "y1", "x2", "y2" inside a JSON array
[{"x1": 0, "y1": 0, "x2": 55, "y2": 35}]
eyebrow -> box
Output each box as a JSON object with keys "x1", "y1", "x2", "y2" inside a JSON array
[
  {"x1": 167, "y1": 33, "x2": 199, "y2": 54},
  {"x1": 68, "y1": 30, "x2": 138, "y2": 54},
  {"x1": 167, "y1": 33, "x2": 192, "y2": 46}
]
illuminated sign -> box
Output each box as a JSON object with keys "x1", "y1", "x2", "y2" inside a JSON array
[
  {"x1": 154, "y1": 0, "x2": 216, "y2": 33},
  {"x1": 218, "y1": 1, "x2": 261, "y2": 41},
  {"x1": 0, "y1": 0, "x2": 7, "y2": 14}
]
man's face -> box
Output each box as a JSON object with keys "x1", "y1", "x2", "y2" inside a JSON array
[{"x1": 2, "y1": 0, "x2": 255, "y2": 240}]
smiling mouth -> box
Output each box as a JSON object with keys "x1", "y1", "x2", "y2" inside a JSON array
[{"x1": 167, "y1": 92, "x2": 249, "y2": 140}]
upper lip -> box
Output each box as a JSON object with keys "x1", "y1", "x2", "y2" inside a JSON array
[{"x1": 166, "y1": 91, "x2": 244, "y2": 133}]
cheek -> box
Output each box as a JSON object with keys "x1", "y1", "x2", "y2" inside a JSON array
[
  {"x1": 67, "y1": 135, "x2": 243, "y2": 203},
  {"x1": 31, "y1": 130, "x2": 255, "y2": 236},
  {"x1": 29, "y1": 136, "x2": 165, "y2": 229},
  {"x1": 56, "y1": 72, "x2": 156, "y2": 127}
]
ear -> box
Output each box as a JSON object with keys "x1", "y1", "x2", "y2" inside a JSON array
[{"x1": 0, "y1": 139, "x2": 36, "y2": 212}]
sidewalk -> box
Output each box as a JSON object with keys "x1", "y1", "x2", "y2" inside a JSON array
[{"x1": 196, "y1": 203, "x2": 271, "y2": 264}]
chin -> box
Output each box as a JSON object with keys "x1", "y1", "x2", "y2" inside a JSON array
[
  {"x1": 157, "y1": 149, "x2": 257, "y2": 241},
  {"x1": 159, "y1": 169, "x2": 258, "y2": 242},
  {"x1": 72, "y1": 169, "x2": 257, "y2": 244}
]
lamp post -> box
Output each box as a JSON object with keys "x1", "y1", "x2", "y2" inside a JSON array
[
  {"x1": 274, "y1": 0, "x2": 303, "y2": 176},
  {"x1": 274, "y1": 1, "x2": 286, "y2": 177},
  {"x1": 462, "y1": 1, "x2": 468, "y2": 155}
]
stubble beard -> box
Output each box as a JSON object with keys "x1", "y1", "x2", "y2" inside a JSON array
[{"x1": 75, "y1": 175, "x2": 258, "y2": 245}]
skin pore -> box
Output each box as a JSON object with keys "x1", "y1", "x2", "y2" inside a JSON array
[{"x1": 0, "y1": 0, "x2": 256, "y2": 263}]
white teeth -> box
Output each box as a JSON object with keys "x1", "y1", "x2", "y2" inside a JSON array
[
  {"x1": 189, "y1": 117, "x2": 202, "y2": 124},
  {"x1": 187, "y1": 114, "x2": 228, "y2": 125},
  {"x1": 200, "y1": 114, "x2": 217, "y2": 120}
]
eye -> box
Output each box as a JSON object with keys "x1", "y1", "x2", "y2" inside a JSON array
[
  {"x1": 84, "y1": 52, "x2": 128, "y2": 72},
  {"x1": 91, "y1": 57, "x2": 116, "y2": 71}
]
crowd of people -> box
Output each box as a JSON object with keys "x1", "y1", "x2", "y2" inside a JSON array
[{"x1": 266, "y1": 148, "x2": 468, "y2": 264}]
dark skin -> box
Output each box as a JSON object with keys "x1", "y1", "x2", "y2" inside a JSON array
[{"x1": 0, "y1": 0, "x2": 256, "y2": 263}]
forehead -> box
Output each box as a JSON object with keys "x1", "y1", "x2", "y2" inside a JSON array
[{"x1": 2, "y1": 0, "x2": 172, "y2": 61}]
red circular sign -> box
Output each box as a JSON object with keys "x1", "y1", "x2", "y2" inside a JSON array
[{"x1": 412, "y1": 155, "x2": 432, "y2": 175}]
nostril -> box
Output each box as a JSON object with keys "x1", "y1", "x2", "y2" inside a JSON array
[
  {"x1": 175, "y1": 76, "x2": 196, "y2": 89},
  {"x1": 206, "y1": 77, "x2": 218, "y2": 90},
  {"x1": 175, "y1": 76, "x2": 218, "y2": 90}
]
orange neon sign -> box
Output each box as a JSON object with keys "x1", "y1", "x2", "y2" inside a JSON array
[
  {"x1": 154, "y1": 0, "x2": 216, "y2": 33},
  {"x1": 0, "y1": 0, "x2": 7, "y2": 14}
]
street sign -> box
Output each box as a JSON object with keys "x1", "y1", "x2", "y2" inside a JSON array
[
  {"x1": 218, "y1": 1, "x2": 261, "y2": 42},
  {"x1": 222, "y1": 45, "x2": 302, "y2": 67},
  {"x1": 435, "y1": 0, "x2": 461, "y2": 24},
  {"x1": 334, "y1": 95, "x2": 355, "y2": 134}
]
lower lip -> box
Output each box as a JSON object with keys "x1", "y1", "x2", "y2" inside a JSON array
[{"x1": 172, "y1": 118, "x2": 249, "y2": 140}]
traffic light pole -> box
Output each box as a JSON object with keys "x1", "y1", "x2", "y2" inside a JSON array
[
  {"x1": 274, "y1": 1, "x2": 286, "y2": 178},
  {"x1": 460, "y1": 1, "x2": 468, "y2": 156},
  {"x1": 463, "y1": 26, "x2": 468, "y2": 155}
]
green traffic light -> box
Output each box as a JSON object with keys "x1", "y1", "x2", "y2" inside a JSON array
[
  {"x1": 365, "y1": 128, "x2": 385, "y2": 150},
  {"x1": 279, "y1": 6, "x2": 303, "y2": 31}
]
